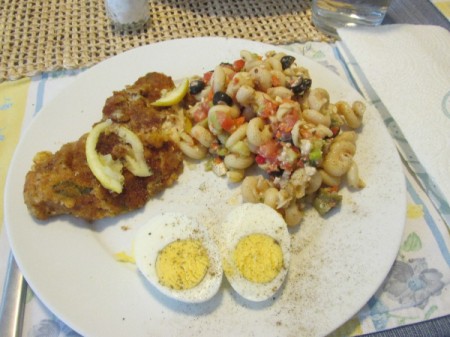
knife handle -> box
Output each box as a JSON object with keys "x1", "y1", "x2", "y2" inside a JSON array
[{"x1": 0, "y1": 253, "x2": 27, "y2": 337}]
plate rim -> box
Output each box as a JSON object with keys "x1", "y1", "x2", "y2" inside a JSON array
[{"x1": 4, "y1": 37, "x2": 407, "y2": 337}]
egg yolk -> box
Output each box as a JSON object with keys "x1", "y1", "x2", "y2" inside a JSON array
[
  {"x1": 155, "y1": 239, "x2": 210, "y2": 290},
  {"x1": 233, "y1": 233, "x2": 283, "y2": 283}
]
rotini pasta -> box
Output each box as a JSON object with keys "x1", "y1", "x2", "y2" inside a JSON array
[
  {"x1": 336, "y1": 101, "x2": 364, "y2": 129},
  {"x1": 322, "y1": 140, "x2": 356, "y2": 177}
]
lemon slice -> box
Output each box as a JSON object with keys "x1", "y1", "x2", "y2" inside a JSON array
[
  {"x1": 151, "y1": 78, "x2": 189, "y2": 107},
  {"x1": 86, "y1": 119, "x2": 152, "y2": 193},
  {"x1": 114, "y1": 126, "x2": 152, "y2": 177}
]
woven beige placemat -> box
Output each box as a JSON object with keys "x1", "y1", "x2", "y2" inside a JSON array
[{"x1": 0, "y1": 0, "x2": 332, "y2": 82}]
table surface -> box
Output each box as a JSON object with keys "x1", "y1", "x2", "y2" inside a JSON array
[
  {"x1": 0, "y1": 0, "x2": 449, "y2": 82},
  {"x1": 386, "y1": 0, "x2": 450, "y2": 29}
]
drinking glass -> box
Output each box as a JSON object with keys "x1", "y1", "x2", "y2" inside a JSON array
[{"x1": 312, "y1": 0, "x2": 391, "y2": 37}]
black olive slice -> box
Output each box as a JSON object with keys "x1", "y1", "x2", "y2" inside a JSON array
[
  {"x1": 290, "y1": 77, "x2": 312, "y2": 95},
  {"x1": 213, "y1": 91, "x2": 233, "y2": 106},
  {"x1": 280, "y1": 55, "x2": 296, "y2": 70},
  {"x1": 189, "y1": 80, "x2": 206, "y2": 95}
]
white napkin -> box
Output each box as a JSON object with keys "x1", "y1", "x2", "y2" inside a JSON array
[{"x1": 337, "y1": 24, "x2": 450, "y2": 219}]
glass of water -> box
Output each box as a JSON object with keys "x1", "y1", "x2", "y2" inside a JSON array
[{"x1": 312, "y1": 0, "x2": 391, "y2": 37}]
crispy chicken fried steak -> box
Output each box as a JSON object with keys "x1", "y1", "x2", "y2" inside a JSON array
[{"x1": 24, "y1": 72, "x2": 184, "y2": 221}]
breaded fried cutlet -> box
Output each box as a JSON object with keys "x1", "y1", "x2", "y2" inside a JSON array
[{"x1": 24, "y1": 72, "x2": 184, "y2": 221}]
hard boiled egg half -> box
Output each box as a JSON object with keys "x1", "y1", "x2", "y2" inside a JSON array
[
  {"x1": 134, "y1": 213, "x2": 223, "y2": 303},
  {"x1": 219, "y1": 203, "x2": 291, "y2": 302}
]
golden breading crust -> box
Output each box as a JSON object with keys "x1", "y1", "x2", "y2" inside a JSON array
[{"x1": 24, "y1": 72, "x2": 184, "y2": 221}]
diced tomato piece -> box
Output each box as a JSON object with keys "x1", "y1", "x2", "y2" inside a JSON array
[
  {"x1": 214, "y1": 110, "x2": 226, "y2": 123},
  {"x1": 233, "y1": 59, "x2": 245, "y2": 72},
  {"x1": 258, "y1": 140, "x2": 281, "y2": 163},
  {"x1": 271, "y1": 75, "x2": 281, "y2": 87},
  {"x1": 192, "y1": 102, "x2": 210, "y2": 122},
  {"x1": 328, "y1": 185, "x2": 340, "y2": 193},
  {"x1": 280, "y1": 162, "x2": 293, "y2": 172},
  {"x1": 205, "y1": 88, "x2": 214, "y2": 103},
  {"x1": 221, "y1": 63, "x2": 235, "y2": 70},
  {"x1": 210, "y1": 142, "x2": 219, "y2": 151},
  {"x1": 300, "y1": 128, "x2": 312, "y2": 139},
  {"x1": 216, "y1": 114, "x2": 245, "y2": 133},
  {"x1": 281, "y1": 97, "x2": 295, "y2": 104},
  {"x1": 274, "y1": 112, "x2": 298, "y2": 141},
  {"x1": 234, "y1": 116, "x2": 245, "y2": 128},
  {"x1": 260, "y1": 99, "x2": 278, "y2": 118},
  {"x1": 220, "y1": 116, "x2": 235, "y2": 132},
  {"x1": 214, "y1": 110, "x2": 231, "y2": 131},
  {"x1": 203, "y1": 71, "x2": 213, "y2": 83},
  {"x1": 282, "y1": 112, "x2": 299, "y2": 130},
  {"x1": 330, "y1": 126, "x2": 340, "y2": 137},
  {"x1": 255, "y1": 155, "x2": 266, "y2": 165}
]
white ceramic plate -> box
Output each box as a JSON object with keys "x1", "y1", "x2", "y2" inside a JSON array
[{"x1": 4, "y1": 37, "x2": 406, "y2": 337}]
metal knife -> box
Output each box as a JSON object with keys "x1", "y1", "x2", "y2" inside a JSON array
[{"x1": 0, "y1": 252, "x2": 27, "y2": 337}]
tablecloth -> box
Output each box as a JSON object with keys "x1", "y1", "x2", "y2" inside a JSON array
[
  {"x1": 429, "y1": 0, "x2": 450, "y2": 19},
  {"x1": 0, "y1": 42, "x2": 449, "y2": 337}
]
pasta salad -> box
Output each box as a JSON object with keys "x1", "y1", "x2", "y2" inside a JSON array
[{"x1": 177, "y1": 50, "x2": 365, "y2": 226}]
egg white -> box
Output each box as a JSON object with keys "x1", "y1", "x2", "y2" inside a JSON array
[
  {"x1": 219, "y1": 203, "x2": 291, "y2": 302},
  {"x1": 134, "y1": 212, "x2": 223, "y2": 303}
]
